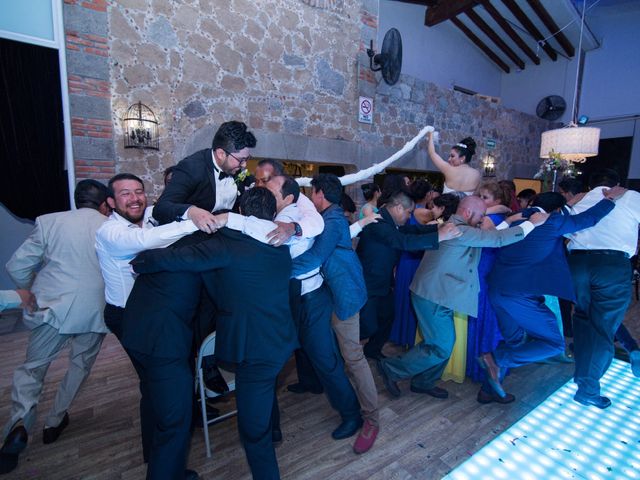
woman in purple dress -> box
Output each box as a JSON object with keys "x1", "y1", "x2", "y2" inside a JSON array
[{"x1": 466, "y1": 180, "x2": 512, "y2": 382}]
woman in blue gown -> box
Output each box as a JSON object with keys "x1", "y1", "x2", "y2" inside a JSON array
[
  {"x1": 390, "y1": 184, "x2": 459, "y2": 347},
  {"x1": 466, "y1": 180, "x2": 512, "y2": 381}
]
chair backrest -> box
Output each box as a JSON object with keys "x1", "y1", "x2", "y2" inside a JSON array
[{"x1": 196, "y1": 332, "x2": 216, "y2": 371}]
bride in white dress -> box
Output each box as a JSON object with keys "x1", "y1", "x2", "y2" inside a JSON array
[{"x1": 427, "y1": 131, "x2": 481, "y2": 196}]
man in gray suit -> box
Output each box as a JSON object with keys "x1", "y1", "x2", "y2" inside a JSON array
[
  {"x1": 0, "y1": 180, "x2": 109, "y2": 475},
  {"x1": 378, "y1": 196, "x2": 548, "y2": 400}
]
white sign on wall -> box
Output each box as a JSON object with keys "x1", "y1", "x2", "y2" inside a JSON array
[{"x1": 358, "y1": 96, "x2": 373, "y2": 124}]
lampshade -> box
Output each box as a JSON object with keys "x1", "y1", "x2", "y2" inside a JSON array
[{"x1": 539, "y1": 126, "x2": 600, "y2": 162}]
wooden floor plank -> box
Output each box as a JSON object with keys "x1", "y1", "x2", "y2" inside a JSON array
[{"x1": 0, "y1": 296, "x2": 636, "y2": 479}]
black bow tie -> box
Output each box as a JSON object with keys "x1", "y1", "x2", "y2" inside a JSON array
[{"x1": 218, "y1": 171, "x2": 231, "y2": 180}]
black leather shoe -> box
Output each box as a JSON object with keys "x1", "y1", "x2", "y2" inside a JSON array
[
  {"x1": 286, "y1": 383, "x2": 323, "y2": 394},
  {"x1": 410, "y1": 385, "x2": 449, "y2": 399},
  {"x1": 184, "y1": 469, "x2": 200, "y2": 480},
  {"x1": 477, "y1": 389, "x2": 515, "y2": 404},
  {"x1": 574, "y1": 392, "x2": 611, "y2": 409},
  {"x1": 376, "y1": 360, "x2": 401, "y2": 398},
  {"x1": 331, "y1": 418, "x2": 363, "y2": 440},
  {"x1": 43, "y1": 412, "x2": 69, "y2": 445},
  {"x1": 364, "y1": 351, "x2": 386, "y2": 361},
  {"x1": 272, "y1": 428, "x2": 283, "y2": 444},
  {"x1": 0, "y1": 425, "x2": 28, "y2": 474}
]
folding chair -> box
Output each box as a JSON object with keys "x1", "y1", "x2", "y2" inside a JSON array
[{"x1": 196, "y1": 332, "x2": 237, "y2": 457}]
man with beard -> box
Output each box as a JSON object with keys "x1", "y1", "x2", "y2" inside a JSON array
[{"x1": 95, "y1": 173, "x2": 199, "y2": 341}]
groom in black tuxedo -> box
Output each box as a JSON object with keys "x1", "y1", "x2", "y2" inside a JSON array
[{"x1": 124, "y1": 187, "x2": 297, "y2": 480}]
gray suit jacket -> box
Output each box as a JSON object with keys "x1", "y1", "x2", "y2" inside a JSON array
[
  {"x1": 410, "y1": 215, "x2": 527, "y2": 317},
  {"x1": 6, "y1": 208, "x2": 107, "y2": 334}
]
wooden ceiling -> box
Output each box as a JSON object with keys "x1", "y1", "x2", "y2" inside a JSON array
[{"x1": 393, "y1": 0, "x2": 600, "y2": 73}]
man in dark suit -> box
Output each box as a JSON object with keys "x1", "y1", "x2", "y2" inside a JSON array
[
  {"x1": 153, "y1": 120, "x2": 256, "y2": 351},
  {"x1": 124, "y1": 188, "x2": 297, "y2": 480},
  {"x1": 154, "y1": 120, "x2": 256, "y2": 231},
  {"x1": 482, "y1": 190, "x2": 623, "y2": 403},
  {"x1": 356, "y1": 191, "x2": 459, "y2": 360}
]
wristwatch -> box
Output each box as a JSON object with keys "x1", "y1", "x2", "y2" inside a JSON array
[{"x1": 292, "y1": 222, "x2": 302, "y2": 237}]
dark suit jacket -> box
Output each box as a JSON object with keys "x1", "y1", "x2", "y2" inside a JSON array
[
  {"x1": 356, "y1": 207, "x2": 439, "y2": 297},
  {"x1": 488, "y1": 199, "x2": 615, "y2": 302},
  {"x1": 154, "y1": 149, "x2": 218, "y2": 224},
  {"x1": 127, "y1": 228, "x2": 298, "y2": 365},
  {"x1": 122, "y1": 232, "x2": 207, "y2": 359}
]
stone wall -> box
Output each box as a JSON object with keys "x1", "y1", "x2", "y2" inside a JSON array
[{"x1": 60, "y1": 0, "x2": 551, "y2": 198}]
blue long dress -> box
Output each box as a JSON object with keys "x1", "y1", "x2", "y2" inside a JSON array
[
  {"x1": 390, "y1": 208, "x2": 424, "y2": 347},
  {"x1": 466, "y1": 212, "x2": 506, "y2": 382}
]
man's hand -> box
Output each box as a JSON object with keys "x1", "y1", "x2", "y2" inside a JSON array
[
  {"x1": 529, "y1": 212, "x2": 550, "y2": 226},
  {"x1": 358, "y1": 213, "x2": 382, "y2": 228},
  {"x1": 188, "y1": 206, "x2": 218, "y2": 234},
  {"x1": 16, "y1": 289, "x2": 36, "y2": 313},
  {"x1": 603, "y1": 186, "x2": 627, "y2": 201},
  {"x1": 267, "y1": 221, "x2": 295, "y2": 246},
  {"x1": 212, "y1": 213, "x2": 229, "y2": 229},
  {"x1": 437, "y1": 222, "x2": 462, "y2": 242}
]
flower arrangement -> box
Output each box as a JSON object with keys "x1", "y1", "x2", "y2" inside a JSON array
[{"x1": 534, "y1": 150, "x2": 574, "y2": 179}]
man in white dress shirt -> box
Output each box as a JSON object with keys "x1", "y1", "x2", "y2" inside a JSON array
[
  {"x1": 0, "y1": 180, "x2": 109, "y2": 475},
  {"x1": 566, "y1": 169, "x2": 640, "y2": 409},
  {"x1": 95, "y1": 173, "x2": 199, "y2": 340}
]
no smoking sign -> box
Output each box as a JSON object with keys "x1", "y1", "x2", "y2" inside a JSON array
[{"x1": 358, "y1": 96, "x2": 373, "y2": 124}]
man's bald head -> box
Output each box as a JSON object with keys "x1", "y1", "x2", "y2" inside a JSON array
[{"x1": 457, "y1": 195, "x2": 487, "y2": 227}]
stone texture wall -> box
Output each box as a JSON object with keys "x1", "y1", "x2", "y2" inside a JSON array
[
  {"x1": 108, "y1": 0, "x2": 364, "y2": 198},
  {"x1": 64, "y1": 0, "x2": 115, "y2": 181},
  {"x1": 60, "y1": 0, "x2": 551, "y2": 198}
]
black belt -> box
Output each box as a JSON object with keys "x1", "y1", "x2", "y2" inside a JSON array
[{"x1": 570, "y1": 249, "x2": 629, "y2": 259}]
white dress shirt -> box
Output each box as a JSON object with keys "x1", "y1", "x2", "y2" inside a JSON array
[
  {"x1": 225, "y1": 202, "x2": 322, "y2": 295},
  {"x1": 566, "y1": 187, "x2": 640, "y2": 257},
  {"x1": 95, "y1": 207, "x2": 198, "y2": 307},
  {"x1": 211, "y1": 150, "x2": 239, "y2": 212}
]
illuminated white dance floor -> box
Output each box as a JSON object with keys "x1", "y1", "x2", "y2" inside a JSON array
[{"x1": 444, "y1": 359, "x2": 640, "y2": 480}]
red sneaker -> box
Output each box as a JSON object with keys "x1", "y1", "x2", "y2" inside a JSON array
[{"x1": 353, "y1": 419, "x2": 379, "y2": 454}]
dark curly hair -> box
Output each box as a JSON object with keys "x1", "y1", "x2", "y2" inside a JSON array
[{"x1": 212, "y1": 121, "x2": 257, "y2": 153}]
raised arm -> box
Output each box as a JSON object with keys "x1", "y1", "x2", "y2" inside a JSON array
[{"x1": 427, "y1": 130, "x2": 455, "y2": 178}]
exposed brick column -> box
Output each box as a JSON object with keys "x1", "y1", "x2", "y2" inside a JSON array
[{"x1": 63, "y1": 0, "x2": 114, "y2": 181}]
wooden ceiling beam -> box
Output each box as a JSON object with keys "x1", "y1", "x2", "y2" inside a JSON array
[
  {"x1": 501, "y1": 0, "x2": 557, "y2": 61},
  {"x1": 451, "y1": 16, "x2": 510, "y2": 73},
  {"x1": 481, "y1": 0, "x2": 540, "y2": 65},
  {"x1": 466, "y1": 8, "x2": 525, "y2": 70},
  {"x1": 425, "y1": 0, "x2": 481, "y2": 27},
  {"x1": 526, "y1": 0, "x2": 575, "y2": 57}
]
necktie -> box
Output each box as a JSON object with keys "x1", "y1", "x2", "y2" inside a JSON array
[{"x1": 218, "y1": 171, "x2": 230, "y2": 180}]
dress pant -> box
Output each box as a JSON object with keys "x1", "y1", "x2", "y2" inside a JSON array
[
  {"x1": 331, "y1": 313, "x2": 379, "y2": 426},
  {"x1": 298, "y1": 285, "x2": 360, "y2": 422},
  {"x1": 2, "y1": 323, "x2": 104, "y2": 439},
  {"x1": 235, "y1": 359, "x2": 285, "y2": 480},
  {"x1": 104, "y1": 303, "x2": 124, "y2": 340},
  {"x1": 615, "y1": 324, "x2": 639, "y2": 353},
  {"x1": 490, "y1": 291, "x2": 565, "y2": 369},
  {"x1": 125, "y1": 349, "x2": 193, "y2": 480},
  {"x1": 359, "y1": 291, "x2": 394, "y2": 358},
  {"x1": 569, "y1": 251, "x2": 632, "y2": 397},
  {"x1": 382, "y1": 293, "x2": 453, "y2": 389}
]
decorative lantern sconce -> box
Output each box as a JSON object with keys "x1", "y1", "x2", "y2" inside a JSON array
[
  {"x1": 482, "y1": 154, "x2": 496, "y2": 177},
  {"x1": 123, "y1": 102, "x2": 159, "y2": 150}
]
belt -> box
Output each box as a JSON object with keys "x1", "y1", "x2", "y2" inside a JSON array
[{"x1": 570, "y1": 249, "x2": 629, "y2": 259}]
